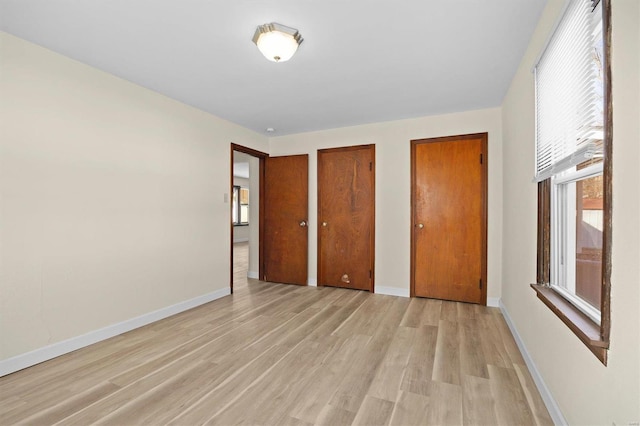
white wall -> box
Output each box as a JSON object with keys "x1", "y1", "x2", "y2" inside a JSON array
[
  {"x1": 0, "y1": 32, "x2": 268, "y2": 362},
  {"x1": 248, "y1": 156, "x2": 260, "y2": 278},
  {"x1": 269, "y1": 108, "x2": 503, "y2": 300},
  {"x1": 501, "y1": 0, "x2": 640, "y2": 424}
]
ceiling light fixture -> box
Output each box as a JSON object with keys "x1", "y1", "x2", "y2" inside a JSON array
[{"x1": 252, "y1": 23, "x2": 303, "y2": 63}]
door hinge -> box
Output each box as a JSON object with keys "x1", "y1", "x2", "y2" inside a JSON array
[
  {"x1": 369, "y1": 161, "x2": 373, "y2": 171},
  {"x1": 479, "y1": 279, "x2": 482, "y2": 289},
  {"x1": 480, "y1": 153, "x2": 483, "y2": 164}
]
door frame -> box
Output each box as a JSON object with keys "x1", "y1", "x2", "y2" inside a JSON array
[
  {"x1": 410, "y1": 133, "x2": 488, "y2": 304},
  {"x1": 317, "y1": 144, "x2": 376, "y2": 292},
  {"x1": 230, "y1": 143, "x2": 268, "y2": 294}
]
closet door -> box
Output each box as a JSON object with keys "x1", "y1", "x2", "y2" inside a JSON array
[
  {"x1": 318, "y1": 145, "x2": 375, "y2": 291},
  {"x1": 411, "y1": 134, "x2": 487, "y2": 304}
]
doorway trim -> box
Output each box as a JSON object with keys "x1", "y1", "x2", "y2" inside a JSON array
[
  {"x1": 230, "y1": 143, "x2": 268, "y2": 294},
  {"x1": 410, "y1": 133, "x2": 488, "y2": 304}
]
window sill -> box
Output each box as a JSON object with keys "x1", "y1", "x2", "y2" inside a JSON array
[{"x1": 530, "y1": 284, "x2": 609, "y2": 364}]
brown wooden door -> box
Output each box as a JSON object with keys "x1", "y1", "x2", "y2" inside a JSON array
[
  {"x1": 263, "y1": 155, "x2": 309, "y2": 285},
  {"x1": 318, "y1": 145, "x2": 375, "y2": 291},
  {"x1": 411, "y1": 134, "x2": 487, "y2": 304}
]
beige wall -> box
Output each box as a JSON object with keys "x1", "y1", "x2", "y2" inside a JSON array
[
  {"x1": 269, "y1": 108, "x2": 503, "y2": 300},
  {"x1": 0, "y1": 32, "x2": 268, "y2": 361},
  {"x1": 501, "y1": 0, "x2": 640, "y2": 424}
]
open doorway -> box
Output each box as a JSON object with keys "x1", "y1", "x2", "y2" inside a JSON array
[
  {"x1": 230, "y1": 144, "x2": 310, "y2": 292},
  {"x1": 230, "y1": 144, "x2": 267, "y2": 293}
]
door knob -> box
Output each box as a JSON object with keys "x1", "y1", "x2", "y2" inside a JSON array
[
  {"x1": 299, "y1": 220, "x2": 307, "y2": 227},
  {"x1": 416, "y1": 223, "x2": 424, "y2": 229},
  {"x1": 322, "y1": 222, "x2": 328, "y2": 227}
]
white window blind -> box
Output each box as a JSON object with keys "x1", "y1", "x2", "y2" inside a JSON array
[{"x1": 534, "y1": 0, "x2": 603, "y2": 182}]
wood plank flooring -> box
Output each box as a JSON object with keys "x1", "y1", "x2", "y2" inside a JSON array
[{"x1": 0, "y1": 243, "x2": 552, "y2": 425}]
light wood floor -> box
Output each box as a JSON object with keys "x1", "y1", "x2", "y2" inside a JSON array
[{"x1": 0, "y1": 243, "x2": 552, "y2": 425}]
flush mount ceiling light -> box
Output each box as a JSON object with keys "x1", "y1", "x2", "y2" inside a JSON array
[{"x1": 252, "y1": 23, "x2": 303, "y2": 63}]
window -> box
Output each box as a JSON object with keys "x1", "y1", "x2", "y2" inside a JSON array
[
  {"x1": 552, "y1": 170, "x2": 604, "y2": 322},
  {"x1": 531, "y1": 0, "x2": 611, "y2": 364},
  {"x1": 232, "y1": 185, "x2": 249, "y2": 225}
]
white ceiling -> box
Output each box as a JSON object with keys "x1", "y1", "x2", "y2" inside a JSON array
[{"x1": 0, "y1": 0, "x2": 547, "y2": 136}]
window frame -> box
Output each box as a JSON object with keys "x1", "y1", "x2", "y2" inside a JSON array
[{"x1": 531, "y1": 0, "x2": 612, "y2": 365}]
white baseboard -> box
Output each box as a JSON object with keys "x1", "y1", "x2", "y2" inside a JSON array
[
  {"x1": 0, "y1": 288, "x2": 230, "y2": 377},
  {"x1": 247, "y1": 271, "x2": 259, "y2": 279},
  {"x1": 375, "y1": 286, "x2": 410, "y2": 298},
  {"x1": 233, "y1": 238, "x2": 249, "y2": 243},
  {"x1": 308, "y1": 278, "x2": 317, "y2": 287},
  {"x1": 487, "y1": 297, "x2": 500, "y2": 307},
  {"x1": 373, "y1": 288, "x2": 498, "y2": 303},
  {"x1": 499, "y1": 300, "x2": 567, "y2": 426}
]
